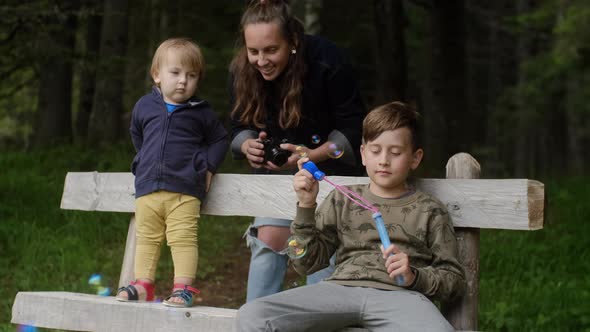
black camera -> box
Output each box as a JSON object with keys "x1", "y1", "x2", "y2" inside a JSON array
[{"x1": 260, "y1": 138, "x2": 291, "y2": 167}]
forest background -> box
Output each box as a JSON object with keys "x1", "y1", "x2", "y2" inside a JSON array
[{"x1": 1, "y1": 0, "x2": 589, "y2": 331}]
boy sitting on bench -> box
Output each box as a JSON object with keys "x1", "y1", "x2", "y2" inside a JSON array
[{"x1": 236, "y1": 101, "x2": 465, "y2": 331}]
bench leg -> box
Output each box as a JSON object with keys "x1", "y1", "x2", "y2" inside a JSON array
[
  {"x1": 442, "y1": 152, "x2": 481, "y2": 330},
  {"x1": 118, "y1": 215, "x2": 136, "y2": 288},
  {"x1": 441, "y1": 228, "x2": 479, "y2": 330}
]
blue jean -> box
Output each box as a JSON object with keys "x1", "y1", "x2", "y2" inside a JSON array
[{"x1": 245, "y1": 217, "x2": 336, "y2": 302}]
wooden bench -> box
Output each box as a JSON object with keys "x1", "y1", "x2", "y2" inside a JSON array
[{"x1": 11, "y1": 153, "x2": 544, "y2": 331}]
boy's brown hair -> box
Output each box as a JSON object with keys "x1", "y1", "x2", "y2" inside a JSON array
[
  {"x1": 150, "y1": 38, "x2": 205, "y2": 85},
  {"x1": 362, "y1": 101, "x2": 422, "y2": 151}
]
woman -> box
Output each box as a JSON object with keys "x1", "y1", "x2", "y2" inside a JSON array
[{"x1": 230, "y1": 0, "x2": 366, "y2": 302}]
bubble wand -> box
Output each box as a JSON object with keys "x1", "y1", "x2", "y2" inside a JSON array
[{"x1": 300, "y1": 160, "x2": 405, "y2": 285}]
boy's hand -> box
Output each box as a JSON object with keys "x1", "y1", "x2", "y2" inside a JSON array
[
  {"x1": 382, "y1": 244, "x2": 416, "y2": 287},
  {"x1": 293, "y1": 157, "x2": 319, "y2": 208},
  {"x1": 205, "y1": 171, "x2": 213, "y2": 192}
]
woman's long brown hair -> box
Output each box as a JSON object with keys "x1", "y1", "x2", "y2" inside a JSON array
[{"x1": 230, "y1": 0, "x2": 306, "y2": 129}]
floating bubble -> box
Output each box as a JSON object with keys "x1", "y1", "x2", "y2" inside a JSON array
[
  {"x1": 311, "y1": 134, "x2": 321, "y2": 145},
  {"x1": 88, "y1": 273, "x2": 111, "y2": 296},
  {"x1": 97, "y1": 286, "x2": 112, "y2": 297},
  {"x1": 295, "y1": 145, "x2": 308, "y2": 159},
  {"x1": 88, "y1": 273, "x2": 102, "y2": 286},
  {"x1": 285, "y1": 236, "x2": 307, "y2": 259},
  {"x1": 327, "y1": 142, "x2": 344, "y2": 159}
]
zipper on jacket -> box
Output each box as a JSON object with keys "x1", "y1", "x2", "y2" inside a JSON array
[{"x1": 156, "y1": 111, "x2": 173, "y2": 188}]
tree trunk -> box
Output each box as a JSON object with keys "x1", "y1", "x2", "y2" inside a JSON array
[
  {"x1": 564, "y1": 76, "x2": 587, "y2": 175},
  {"x1": 513, "y1": 0, "x2": 534, "y2": 177},
  {"x1": 464, "y1": 3, "x2": 490, "y2": 153},
  {"x1": 423, "y1": 0, "x2": 467, "y2": 172},
  {"x1": 88, "y1": 0, "x2": 129, "y2": 145},
  {"x1": 76, "y1": 1, "x2": 102, "y2": 142},
  {"x1": 485, "y1": 1, "x2": 519, "y2": 176},
  {"x1": 32, "y1": 2, "x2": 78, "y2": 147},
  {"x1": 559, "y1": 1, "x2": 587, "y2": 175},
  {"x1": 373, "y1": 0, "x2": 407, "y2": 104},
  {"x1": 304, "y1": 0, "x2": 323, "y2": 35}
]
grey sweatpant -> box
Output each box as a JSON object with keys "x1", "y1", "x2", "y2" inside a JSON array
[{"x1": 236, "y1": 281, "x2": 454, "y2": 332}]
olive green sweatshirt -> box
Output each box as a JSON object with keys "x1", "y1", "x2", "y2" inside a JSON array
[{"x1": 291, "y1": 184, "x2": 465, "y2": 302}]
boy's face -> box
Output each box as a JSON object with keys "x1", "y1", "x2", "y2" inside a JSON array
[
  {"x1": 360, "y1": 128, "x2": 423, "y2": 198},
  {"x1": 153, "y1": 49, "x2": 199, "y2": 104}
]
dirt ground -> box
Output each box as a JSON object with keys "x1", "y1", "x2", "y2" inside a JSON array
[{"x1": 155, "y1": 237, "x2": 302, "y2": 309}]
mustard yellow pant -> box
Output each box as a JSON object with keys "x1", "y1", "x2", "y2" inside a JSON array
[{"x1": 134, "y1": 191, "x2": 201, "y2": 281}]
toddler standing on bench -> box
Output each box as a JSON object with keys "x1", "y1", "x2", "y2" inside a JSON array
[{"x1": 116, "y1": 38, "x2": 228, "y2": 307}]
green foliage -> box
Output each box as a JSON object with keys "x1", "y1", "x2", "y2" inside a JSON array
[
  {"x1": 553, "y1": 0, "x2": 590, "y2": 69},
  {"x1": 487, "y1": 0, "x2": 590, "y2": 176}
]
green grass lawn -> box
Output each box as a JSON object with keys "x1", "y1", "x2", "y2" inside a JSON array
[
  {"x1": 479, "y1": 177, "x2": 590, "y2": 331},
  {"x1": 1, "y1": 146, "x2": 589, "y2": 331}
]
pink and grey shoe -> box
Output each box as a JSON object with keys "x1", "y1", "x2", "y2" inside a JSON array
[
  {"x1": 116, "y1": 280, "x2": 155, "y2": 302},
  {"x1": 162, "y1": 283, "x2": 200, "y2": 307}
]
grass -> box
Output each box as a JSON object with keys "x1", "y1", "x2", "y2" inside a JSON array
[
  {"x1": 479, "y1": 177, "x2": 590, "y2": 331},
  {"x1": 1, "y1": 146, "x2": 589, "y2": 331}
]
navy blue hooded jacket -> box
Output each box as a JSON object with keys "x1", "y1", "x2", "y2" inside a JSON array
[{"x1": 130, "y1": 87, "x2": 228, "y2": 200}]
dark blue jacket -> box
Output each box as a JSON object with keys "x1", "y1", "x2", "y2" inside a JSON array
[{"x1": 130, "y1": 87, "x2": 228, "y2": 200}]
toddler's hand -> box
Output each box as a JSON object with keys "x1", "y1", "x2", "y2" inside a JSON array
[{"x1": 205, "y1": 171, "x2": 213, "y2": 192}]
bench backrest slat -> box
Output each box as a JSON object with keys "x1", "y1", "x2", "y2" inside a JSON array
[{"x1": 61, "y1": 172, "x2": 544, "y2": 230}]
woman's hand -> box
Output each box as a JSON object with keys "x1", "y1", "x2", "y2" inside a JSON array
[
  {"x1": 241, "y1": 132, "x2": 268, "y2": 169},
  {"x1": 265, "y1": 141, "x2": 338, "y2": 172},
  {"x1": 382, "y1": 244, "x2": 416, "y2": 287},
  {"x1": 258, "y1": 140, "x2": 335, "y2": 172},
  {"x1": 293, "y1": 157, "x2": 319, "y2": 207},
  {"x1": 263, "y1": 143, "x2": 308, "y2": 171}
]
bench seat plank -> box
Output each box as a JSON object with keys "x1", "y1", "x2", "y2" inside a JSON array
[
  {"x1": 61, "y1": 172, "x2": 543, "y2": 230},
  {"x1": 12, "y1": 292, "x2": 237, "y2": 332}
]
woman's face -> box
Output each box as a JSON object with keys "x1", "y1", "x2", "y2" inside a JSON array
[{"x1": 244, "y1": 21, "x2": 292, "y2": 81}]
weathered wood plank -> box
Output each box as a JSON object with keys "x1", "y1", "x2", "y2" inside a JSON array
[
  {"x1": 12, "y1": 292, "x2": 475, "y2": 332},
  {"x1": 12, "y1": 292, "x2": 236, "y2": 332},
  {"x1": 61, "y1": 172, "x2": 544, "y2": 230}
]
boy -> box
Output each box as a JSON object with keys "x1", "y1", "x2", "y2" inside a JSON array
[
  {"x1": 116, "y1": 38, "x2": 228, "y2": 307},
  {"x1": 236, "y1": 102, "x2": 465, "y2": 331}
]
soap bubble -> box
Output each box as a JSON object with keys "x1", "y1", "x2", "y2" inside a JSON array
[
  {"x1": 97, "y1": 286, "x2": 111, "y2": 297},
  {"x1": 88, "y1": 273, "x2": 111, "y2": 296},
  {"x1": 311, "y1": 134, "x2": 321, "y2": 145},
  {"x1": 88, "y1": 273, "x2": 102, "y2": 286},
  {"x1": 285, "y1": 236, "x2": 307, "y2": 259},
  {"x1": 295, "y1": 145, "x2": 308, "y2": 159},
  {"x1": 327, "y1": 143, "x2": 344, "y2": 159}
]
